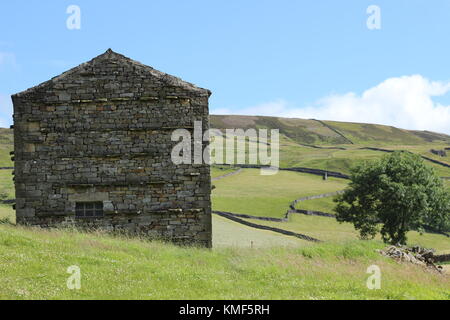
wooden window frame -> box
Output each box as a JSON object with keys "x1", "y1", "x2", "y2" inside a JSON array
[{"x1": 75, "y1": 202, "x2": 104, "y2": 218}]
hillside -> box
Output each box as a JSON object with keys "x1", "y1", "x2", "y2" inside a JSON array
[
  {"x1": 211, "y1": 115, "x2": 349, "y2": 145},
  {"x1": 210, "y1": 115, "x2": 450, "y2": 176},
  {"x1": 210, "y1": 115, "x2": 450, "y2": 146}
]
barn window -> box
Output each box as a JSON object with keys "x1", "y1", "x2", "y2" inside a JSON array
[{"x1": 75, "y1": 202, "x2": 104, "y2": 218}]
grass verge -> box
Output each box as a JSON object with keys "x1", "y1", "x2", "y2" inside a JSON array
[{"x1": 0, "y1": 223, "x2": 448, "y2": 300}]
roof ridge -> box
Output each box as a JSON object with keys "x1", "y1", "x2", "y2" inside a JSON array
[{"x1": 13, "y1": 49, "x2": 211, "y2": 97}]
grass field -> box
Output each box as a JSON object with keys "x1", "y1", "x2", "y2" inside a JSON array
[
  {"x1": 210, "y1": 164, "x2": 449, "y2": 254},
  {"x1": 296, "y1": 185, "x2": 450, "y2": 212},
  {"x1": 0, "y1": 222, "x2": 448, "y2": 300},
  {"x1": 212, "y1": 215, "x2": 307, "y2": 248},
  {"x1": 0, "y1": 128, "x2": 13, "y2": 168},
  {"x1": 219, "y1": 132, "x2": 450, "y2": 176},
  {"x1": 212, "y1": 168, "x2": 347, "y2": 218},
  {"x1": 278, "y1": 141, "x2": 450, "y2": 176},
  {"x1": 296, "y1": 196, "x2": 337, "y2": 214},
  {"x1": 0, "y1": 204, "x2": 14, "y2": 223},
  {"x1": 0, "y1": 170, "x2": 14, "y2": 199},
  {"x1": 211, "y1": 166, "x2": 240, "y2": 179},
  {"x1": 385, "y1": 144, "x2": 450, "y2": 163},
  {"x1": 241, "y1": 215, "x2": 450, "y2": 253}
]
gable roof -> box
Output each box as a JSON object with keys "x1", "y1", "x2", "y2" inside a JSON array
[{"x1": 13, "y1": 49, "x2": 211, "y2": 97}]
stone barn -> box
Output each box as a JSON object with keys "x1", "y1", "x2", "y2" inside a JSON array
[{"x1": 11, "y1": 49, "x2": 212, "y2": 247}]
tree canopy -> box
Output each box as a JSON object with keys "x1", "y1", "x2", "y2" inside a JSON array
[{"x1": 335, "y1": 151, "x2": 450, "y2": 245}]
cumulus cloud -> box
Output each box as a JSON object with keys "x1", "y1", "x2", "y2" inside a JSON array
[{"x1": 213, "y1": 75, "x2": 450, "y2": 134}]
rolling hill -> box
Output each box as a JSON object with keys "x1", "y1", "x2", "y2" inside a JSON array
[
  {"x1": 210, "y1": 115, "x2": 450, "y2": 146},
  {"x1": 210, "y1": 115, "x2": 450, "y2": 176}
]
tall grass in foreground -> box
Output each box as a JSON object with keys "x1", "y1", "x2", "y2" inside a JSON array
[{"x1": 0, "y1": 223, "x2": 448, "y2": 300}]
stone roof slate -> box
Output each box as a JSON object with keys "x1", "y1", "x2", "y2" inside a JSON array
[{"x1": 13, "y1": 49, "x2": 211, "y2": 97}]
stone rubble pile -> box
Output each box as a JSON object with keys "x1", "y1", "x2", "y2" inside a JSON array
[{"x1": 377, "y1": 245, "x2": 444, "y2": 273}]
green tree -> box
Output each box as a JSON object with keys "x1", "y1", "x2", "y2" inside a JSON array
[{"x1": 334, "y1": 151, "x2": 450, "y2": 245}]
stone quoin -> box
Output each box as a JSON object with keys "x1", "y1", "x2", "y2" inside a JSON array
[{"x1": 11, "y1": 49, "x2": 212, "y2": 247}]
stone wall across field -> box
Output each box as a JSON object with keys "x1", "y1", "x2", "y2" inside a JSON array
[
  {"x1": 12, "y1": 50, "x2": 212, "y2": 247},
  {"x1": 213, "y1": 211, "x2": 321, "y2": 242},
  {"x1": 434, "y1": 254, "x2": 450, "y2": 263},
  {"x1": 361, "y1": 147, "x2": 450, "y2": 169},
  {"x1": 217, "y1": 164, "x2": 350, "y2": 179}
]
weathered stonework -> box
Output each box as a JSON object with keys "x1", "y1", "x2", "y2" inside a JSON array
[{"x1": 12, "y1": 49, "x2": 212, "y2": 247}]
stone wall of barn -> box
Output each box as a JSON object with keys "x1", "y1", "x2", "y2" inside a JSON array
[{"x1": 12, "y1": 51, "x2": 212, "y2": 247}]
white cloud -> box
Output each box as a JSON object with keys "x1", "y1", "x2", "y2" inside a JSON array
[{"x1": 213, "y1": 75, "x2": 450, "y2": 134}]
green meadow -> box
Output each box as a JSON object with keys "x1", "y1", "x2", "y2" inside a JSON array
[
  {"x1": 1, "y1": 116, "x2": 450, "y2": 300},
  {"x1": 0, "y1": 223, "x2": 448, "y2": 300},
  {"x1": 240, "y1": 215, "x2": 450, "y2": 253},
  {"x1": 212, "y1": 169, "x2": 347, "y2": 218},
  {"x1": 296, "y1": 196, "x2": 337, "y2": 214}
]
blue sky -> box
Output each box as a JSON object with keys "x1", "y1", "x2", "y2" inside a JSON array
[{"x1": 1, "y1": 1, "x2": 450, "y2": 133}]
